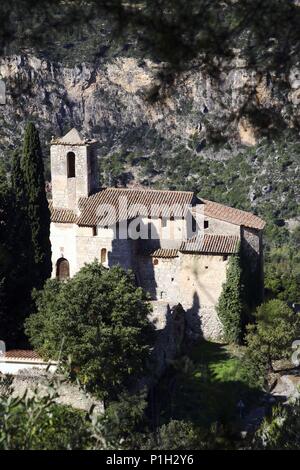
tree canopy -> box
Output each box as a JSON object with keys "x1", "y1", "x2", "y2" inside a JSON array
[
  {"x1": 243, "y1": 299, "x2": 300, "y2": 389},
  {"x1": 1, "y1": 1, "x2": 299, "y2": 75},
  {"x1": 25, "y1": 262, "x2": 155, "y2": 401}
]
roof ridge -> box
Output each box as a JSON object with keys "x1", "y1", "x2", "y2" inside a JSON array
[{"x1": 102, "y1": 187, "x2": 194, "y2": 194}]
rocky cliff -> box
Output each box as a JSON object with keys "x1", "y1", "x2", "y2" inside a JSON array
[{"x1": 0, "y1": 27, "x2": 299, "y2": 218}]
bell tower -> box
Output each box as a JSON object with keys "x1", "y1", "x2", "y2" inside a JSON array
[{"x1": 50, "y1": 128, "x2": 98, "y2": 211}]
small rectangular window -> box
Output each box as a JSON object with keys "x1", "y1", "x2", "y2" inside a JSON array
[
  {"x1": 67, "y1": 152, "x2": 76, "y2": 178},
  {"x1": 161, "y1": 217, "x2": 167, "y2": 228},
  {"x1": 101, "y1": 248, "x2": 107, "y2": 264},
  {"x1": 204, "y1": 220, "x2": 209, "y2": 229},
  {"x1": 92, "y1": 226, "x2": 97, "y2": 236}
]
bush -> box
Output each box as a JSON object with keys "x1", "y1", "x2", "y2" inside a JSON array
[
  {"x1": 242, "y1": 300, "x2": 300, "y2": 389},
  {"x1": 0, "y1": 378, "x2": 91, "y2": 450},
  {"x1": 25, "y1": 262, "x2": 155, "y2": 401}
]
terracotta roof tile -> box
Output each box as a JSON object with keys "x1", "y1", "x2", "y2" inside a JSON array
[
  {"x1": 3, "y1": 350, "x2": 41, "y2": 360},
  {"x1": 49, "y1": 188, "x2": 265, "y2": 231},
  {"x1": 180, "y1": 234, "x2": 240, "y2": 254},
  {"x1": 49, "y1": 201, "x2": 78, "y2": 224},
  {"x1": 201, "y1": 199, "x2": 265, "y2": 230},
  {"x1": 142, "y1": 248, "x2": 179, "y2": 258}
]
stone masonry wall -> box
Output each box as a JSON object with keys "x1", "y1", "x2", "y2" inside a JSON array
[
  {"x1": 50, "y1": 143, "x2": 98, "y2": 210},
  {"x1": 137, "y1": 252, "x2": 228, "y2": 340}
]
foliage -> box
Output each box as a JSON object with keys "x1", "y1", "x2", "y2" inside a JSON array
[
  {"x1": 145, "y1": 420, "x2": 204, "y2": 450},
  {"x1": 264, "y1": 228, "x2": 300, "y2": 302},
  {"x1": 100, "y1": 152, "x2": 128, "y2": 187},
  {"x1": 0, "y1": 378, "x2": 91, "y2": 450},
  {"x1": 20, "y1": 122, "x2": 52, "y2": 287},
  {"x1": 254, "y1": 398, "x2": 300, "y2": 450},
  {"x1": 217, "y1": 253, "x2": 243, "y2": 344},
  {"x1": 1, "y1": 1, "x2": 299, "y2": 76},
  {"x1": 0, "y1": 124, "x2": 51, "y2": 346},
  {"x1": 242, "y1": 300, "x2": 300, "y2": 389},
  {"x1": 25, "y1": 261, "x2": 155, "y2": 401},
  {"x1": 154, "y1": 340, "x2": 260, "y2": 436},
  {"x1": 90, "y1": 390, "x2": 149, "y2": 450}
]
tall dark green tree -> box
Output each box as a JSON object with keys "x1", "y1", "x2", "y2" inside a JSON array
[
  {"x1": 20, "y1": 122, "x2": 51, "y2": 287},
  {"x1": 217, "y1": 253, "x2": 244, "y2": 344}
]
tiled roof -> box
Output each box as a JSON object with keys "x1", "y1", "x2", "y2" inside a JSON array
[
  {"x1": 2, "y1": 350, "x2": 42, "y2": 361},
  {"x1": 201, "y1": 199, "x2": 265, "y2": 230},
  {"x1": 77, "y1": 188, "x2": 195, "y2": 226},
  {"x1": 180, "y1": 234, "x2": 240, "y2": 254},
  {"x1": 49, "y1": 188, "x2": 265, "y2": 231},
  {"x1": 143, "y1": 248, "x2": 179, "y2": 258},
  {"x1": 49, "y1": 201, "x2": 78, "y2": 224},
  {"x1": 51, "y1": 128, "x2": 96, "y2": 146}
]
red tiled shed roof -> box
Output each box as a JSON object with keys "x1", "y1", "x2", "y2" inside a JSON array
[
  {"x1": 3, "y1": 350, "x2": 41, "y2": 360},
  {"x1": 142, "y1": 248, "x2": 179, "y2": 258},
  {"x1": 49, "y1": 201, "x2": 78, "y2": 224},
  {"x1": 201, "y1": 199, "x2": 265, "y2": 230},
  {"x1": 180, "y1": 234, "x2": 240, "y2": 254}
]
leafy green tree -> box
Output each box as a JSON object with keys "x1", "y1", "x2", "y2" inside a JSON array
[
  {"x1": 243, "y1": 300, "x2": 300, "y2": 389},
  {"x1": 217, "y1": 253, "x2": 243, "y2": 344},
  {"x1": 21, "y1": 122, "x2": 51, "y2": 287},
  {"x1": 25, "y1": 262, "x2": 155, "y2": 402},
  {"x1": 0, "y1": 377, "x2": 92, "y2": 450},
  {"x1": 265, "y1": 241, "x2": 300, "y2": 303}
]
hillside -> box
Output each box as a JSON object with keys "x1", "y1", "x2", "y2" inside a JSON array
[{"x1": 0, "y1": 4, "x2": 299, "y2": 235}]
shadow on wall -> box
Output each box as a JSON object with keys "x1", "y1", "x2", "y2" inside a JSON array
[
  {"x1": 185, "y1": 291, "x2": 203, "y2": 339},
  {"x1": 137, "y1": 302, "x2": 186, "y2": 391},
  {"x1": 135, "y1": 218, "x2": 161, "y2": 299},
  {"x1": 104, "y1": 217, "x2": 160, "y2": 298},
  {"x1": 241, "y1": 231, "x2": 263, "y2": 308}
]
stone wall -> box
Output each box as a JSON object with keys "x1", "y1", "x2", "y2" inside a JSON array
[
  {"x1": 9, "y1": 369, "x2": 103, "y2": 413},
  {"x1": 241, "y1": 226, "x2": 264, "y2": 303},
  {"x1": 204, "y1": 216, "x2": 241, "y2": 236},
  {"x1": 50, "y1": 142, "x2": 98, "y2": 210},
  {"x1": 138, "y1": 302, "x2": 186, "y2": 388},
  {"x1": 76, "y1": 233, "x2": 135, "y2": 271},
  {"x1": 137, "y1": 252, "x2": 228, "y2": 340},
  {"x1": 50, "y1": 222, "x2": 78, "y2": 277},
  {"x1": 241, "y1": 227, "x2": 262, "y2": 272}
]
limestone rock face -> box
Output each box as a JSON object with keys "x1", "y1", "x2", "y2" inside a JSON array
[
  {"x1": 238, "y1": 117, "x2": 257, "y2": 146},
  {"x1": 0, "y1": 50, "x2": 299, "y2": 165}
]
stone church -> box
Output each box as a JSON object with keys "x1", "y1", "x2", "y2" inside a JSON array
[{"x1": 49, "y1": 128, "x2": 265, "y2": 340}]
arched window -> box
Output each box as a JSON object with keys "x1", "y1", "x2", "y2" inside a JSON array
[
  {"x1": 67, "y1": 152, "x2": 75, "y2": 178},
  {"x1": 56, "y1": 257, "x2": 70, "y2": 280},
  {"x1": 100, "y1": 248, "x2": 107, "y2": 264}
]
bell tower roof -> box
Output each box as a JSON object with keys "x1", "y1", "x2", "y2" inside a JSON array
[{"x1": 51, "y1": 128, "x2": 96, "y2": 146}]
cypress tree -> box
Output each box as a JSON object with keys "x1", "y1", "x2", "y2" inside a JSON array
[
  {"x1": 11, "y1": 150, "x2": 33, "y2": 292},
  {"x1": 217, "y1": 253, "x2": 244, "y2": 344},
  {"x1": 21, "y1": 122, "x2": 52, "y2": 288}
]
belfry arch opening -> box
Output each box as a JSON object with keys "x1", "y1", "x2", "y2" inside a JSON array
[
  {"x1": 56, "y1": 257, "x2": 70, "y2": 280},
  {"x1": 67, "y1": 151, "x2": 76, "y2": 178}
]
